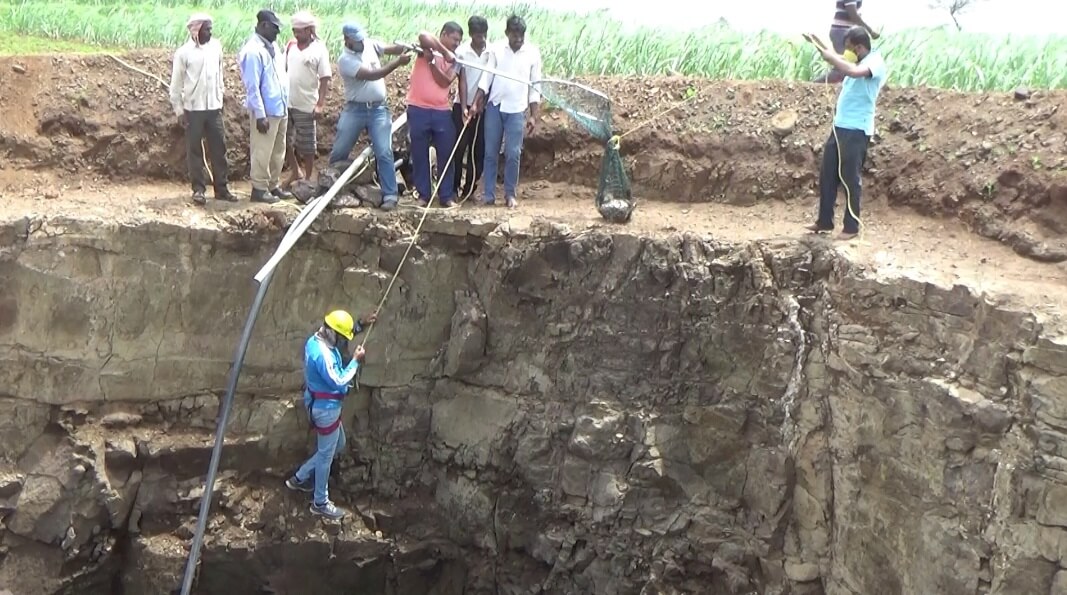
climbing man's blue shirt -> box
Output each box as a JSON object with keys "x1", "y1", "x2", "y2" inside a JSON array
[
  {"x1": 303, "y1": 334, "x2": 360, "y2": 410},
  {"x1": 834, "y1": 51, "x2": 888, "y2": 137}
]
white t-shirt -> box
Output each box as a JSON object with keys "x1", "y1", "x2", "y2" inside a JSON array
[
  {"x1": 454, "y1": 41, "x2": 490, "y2": 107},
  {"x1": 285, "y1": 39, "x2": 332, "y2": 113},
  {"x1": 478, "y1": 41, "x2": 542, "y2": 114}
]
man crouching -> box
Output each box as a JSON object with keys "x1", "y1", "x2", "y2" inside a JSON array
[{"x1": 285, "y1": 309, "x2": 375, "y2": 519}]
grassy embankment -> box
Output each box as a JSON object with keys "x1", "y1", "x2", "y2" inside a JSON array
[{"x1": 1, "y1": 0, "x2": 1064, "y2": 90}]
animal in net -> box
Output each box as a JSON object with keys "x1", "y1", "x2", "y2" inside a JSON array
[{"x1": 537, "y1": 79, "x2": 634, "y2": 223}]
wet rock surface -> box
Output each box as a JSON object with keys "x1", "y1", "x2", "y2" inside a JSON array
[{"x1": 1, "y1": 212, "x2": 1065, "y2": 594}]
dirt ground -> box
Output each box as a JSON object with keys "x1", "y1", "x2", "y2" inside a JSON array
[{"x1": 0, "y1": 51, "x2": 1065, "y2": 325}]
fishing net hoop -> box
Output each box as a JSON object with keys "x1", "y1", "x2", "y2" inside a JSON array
[{"x1": 535, "y1": 78, "x2": 635, "y2": 223}]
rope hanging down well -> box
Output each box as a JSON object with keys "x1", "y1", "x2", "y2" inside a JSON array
[{"x1": 358, "y1": 117, "x2": 471, "y2": 350}]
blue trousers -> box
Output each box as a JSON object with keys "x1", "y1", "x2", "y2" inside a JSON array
[
  {"x1": 481, "y1": 102, "x2": 526, "y2": 203},
  {"x1": 294, "y1": 401, "x2": 346, "y2": 506},
  {"x1": 407, "y1": 105, "x2": 457, "y2": 203},
  {"x1": 329, "y1": 101, "x2": 398, "y2": 201}
]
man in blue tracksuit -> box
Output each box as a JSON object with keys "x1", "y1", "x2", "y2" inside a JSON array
[{"x1": 285, "y1": 309, "x2": 374, "y2": 519}]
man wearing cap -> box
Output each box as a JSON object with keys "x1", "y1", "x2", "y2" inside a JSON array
[
  {"x1": 284, "y1": 10, "x2": 331, "y2": 186},
  {"x1": 328, "y1": 22, "x2": 412, "y2": 211},
  {"x1": 237, "y1": 9, "x2": 293, "y2": 204},
  {"x1": 169, "y1": 12, "x2": 235, "y2": 205},
  {"x1": 286, "y1": 309, "x2": 376, "y2": 520}
]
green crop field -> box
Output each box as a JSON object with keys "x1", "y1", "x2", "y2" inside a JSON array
[{"x1": 0, "y1": 0, "x2": 1064, "y2": 91}]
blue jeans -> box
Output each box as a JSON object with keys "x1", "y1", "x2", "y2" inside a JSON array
[
  {"x1": 294, "y1": 402, "x2": 346, "y2": 506},
  {"x1": 481, "y1": 102, "x2": 526, "y2": 203},
  {"x1": 329, "y1": 101, "x2": 398, "y2": 200},
  {"x1": 407, "y1": 105, "x2": 457, "y2": 203}
]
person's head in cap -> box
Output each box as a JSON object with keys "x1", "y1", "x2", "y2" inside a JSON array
[
  {"x1": 255, "y1": 9, "x2": 282, "y2": 43},
  {"x1": 290, "y1": 10, "x2": 318, "y2": 45},
  {"x1": 342, "y1": 22, "x2": 367, "y2": 52},
  {"x1": 186, "y1": 12, "x2": 213, "y2": 47}
]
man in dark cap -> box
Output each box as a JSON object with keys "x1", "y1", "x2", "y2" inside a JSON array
[{"x1": 237, "y1": 9, "x2": 293, "y2": 204}]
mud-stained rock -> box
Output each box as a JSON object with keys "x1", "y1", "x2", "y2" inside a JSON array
[
  {"x1": 0, "y1": 210, "x2": 1066, "y2": 594},
  {"x1": 442, "y1": 291, "x2": 488, "y2": 378}
]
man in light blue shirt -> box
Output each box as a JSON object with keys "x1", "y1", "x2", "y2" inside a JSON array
[
  {"x1": 286, "y1": 309, "x2": 375, "y2": 520},
  {"x1": 237, "y1": 10, "x2": 293, "y2": 204},
  {"x1": 806, "y1": 26, "x2": 887, "y2": 240}
]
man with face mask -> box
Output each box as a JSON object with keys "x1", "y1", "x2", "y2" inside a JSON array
[
  {"x1": 169, "y1": 12, "x2": 234, "y2": 205},
  {"x1": 286, "y1": 309, "x2": 377, "y2": 519},
  {"x1": 237, "y1": 9, "x2": 293, "y2": 204},
  {"x1": 328, "y1": 23, "x2": 412, "y2": 212},
  {"x1": 806, "y1": 26, "x2": 888, "y2": 240}
]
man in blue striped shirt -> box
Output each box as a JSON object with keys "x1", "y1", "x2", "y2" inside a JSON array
[
  {"x1": 286, "y1": 309, "x2": 375, "y2": 519},
  {"x1": 237, "y1": 10, "x2": 294, "y2": 204}
]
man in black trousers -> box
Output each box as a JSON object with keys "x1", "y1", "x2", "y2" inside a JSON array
[
  {"x1": 169, "y1": 12, "x2": 235, "y2": 205},
  {"x1": 452, "y1": 15, "x2": 490, "y2": 201}
]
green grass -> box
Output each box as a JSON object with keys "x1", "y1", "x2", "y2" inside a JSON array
[
  {"x1": 1, "y1": 0, "x2": 1065, "y2": 90},
  {"x1": 0, "y1": 33, "x2": 110, "y2": 54}
]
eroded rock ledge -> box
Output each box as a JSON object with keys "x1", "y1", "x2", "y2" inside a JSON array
[{"x1": 1, "y1": 212, "x2": 1066, "y2": 594}]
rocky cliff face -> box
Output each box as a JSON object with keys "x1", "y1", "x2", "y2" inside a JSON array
[{"x1": 1, "y1": 211, "x2": 1066, "y2": 595}]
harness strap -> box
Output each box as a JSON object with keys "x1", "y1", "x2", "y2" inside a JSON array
[{"x1": 306, "y1": 389, "x2": 344, "y2": 435}]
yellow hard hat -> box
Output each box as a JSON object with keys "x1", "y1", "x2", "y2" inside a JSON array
[{"x1": 324, "y1": 310, "x2": 355, "y2": 340}]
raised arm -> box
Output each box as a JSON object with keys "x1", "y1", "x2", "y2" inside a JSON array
[
  {"x1": 844, "y1": 3, "x2": 879, "y2": 38},
  {"x1": 818, "y1": 46, "x2": 878, "y2": 79}
]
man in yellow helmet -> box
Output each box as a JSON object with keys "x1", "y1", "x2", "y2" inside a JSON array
[{"x1": 285, "y1": 308, "x2": 375, "y2": 519}]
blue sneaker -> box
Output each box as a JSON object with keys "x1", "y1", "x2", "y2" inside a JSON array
[
  {"x1": 310, "y1": 500, "x2": 345, "y2": 520},
  {"x1": 285, "y1": 476, "x2": 313, "y2": 493}
]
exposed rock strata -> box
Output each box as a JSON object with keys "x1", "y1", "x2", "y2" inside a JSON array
[{"x1": 1, "y1": 212, "x2": 1065, "y2": 594}]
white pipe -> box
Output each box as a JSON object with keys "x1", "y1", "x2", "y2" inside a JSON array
[{"x1": 253, "y1": 112, "x2": 408, "y2": 283}]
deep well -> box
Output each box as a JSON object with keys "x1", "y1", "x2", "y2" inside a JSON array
[
  {"x1": 2, "y1": 53, "x2": 1067, "y2": 595},
  {"x1": 2, "y1": 212, "x2": 1067, "y2": 594}
]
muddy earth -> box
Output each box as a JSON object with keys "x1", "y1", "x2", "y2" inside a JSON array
[{"x1": 1, "y1": 51, "x2": 1067, "y2": 595}]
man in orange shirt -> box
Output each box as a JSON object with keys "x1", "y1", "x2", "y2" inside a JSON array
[{"x1": 407, "y1": 23, "x2": 463, "y2": 208}]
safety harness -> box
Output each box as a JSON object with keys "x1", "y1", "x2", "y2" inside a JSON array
[
  {"x1": 303, "y1": 320, "x2": 364, "y2": 436},
  {"x1": 306, "y1": 390, "x2": 344, "y2": 435}
]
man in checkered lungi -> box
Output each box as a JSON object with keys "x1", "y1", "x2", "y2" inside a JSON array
[{"x1": 285, "y1": 11, "x2": 332, "y2": 185}]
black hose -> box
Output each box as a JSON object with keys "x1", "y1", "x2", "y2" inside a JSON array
[{"x1": 177, "y1": 268, "x2": 275, "y2": 595}]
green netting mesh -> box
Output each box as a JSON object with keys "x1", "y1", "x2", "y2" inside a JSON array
[{"x1": 538, "y1": 78, "x2": 635, "y2": 223}]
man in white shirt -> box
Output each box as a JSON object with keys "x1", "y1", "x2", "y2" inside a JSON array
[
  {"x1": 451, "y1": 15, "x2": 490, "y2": 201},
  {"x1": 284, "y1": 11, "x2": 331, "y2": 186},
  {"x1": 470, "y1": 15, "x2": 541, "y2": 209},
  {"x1": 169, "y1": 12, "x2": 235, "y2": 205}
]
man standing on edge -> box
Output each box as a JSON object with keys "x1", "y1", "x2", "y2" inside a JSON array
[
  {"x1": 471, "y1": 15, "x2": 541, "y2": 209},
  {"x1": 806, "y1": 26, "x2": 888, "y2": 241},
  {"x1": 237, "y1": 9, "x2": 292, "y2": 204},
  {"x1": 284, "y1": 11, "x2": 331, "y2": 186},
  {"x1": 407, "y1": 23, "x2": 463, "y2": 208},
  {"x1": 813, "y1": 0, "x2": 879, "y2": 84},
  {"x1": 453, "y1": 16, "x2": 490, "y2": 201},
  {"x1": 169, "y1": 12, "x2": 235, "y2": 205},
  {"x1": 286, "y1": 309, "x2": 376, "y2": 520},
  {"x1": 328, "y1": 23, "x2": 411, "y2": 212}
]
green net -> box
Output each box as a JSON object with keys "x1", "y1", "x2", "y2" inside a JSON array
[{"x1": 537, "y1": 78, "x2": 635, "y2": 223}]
